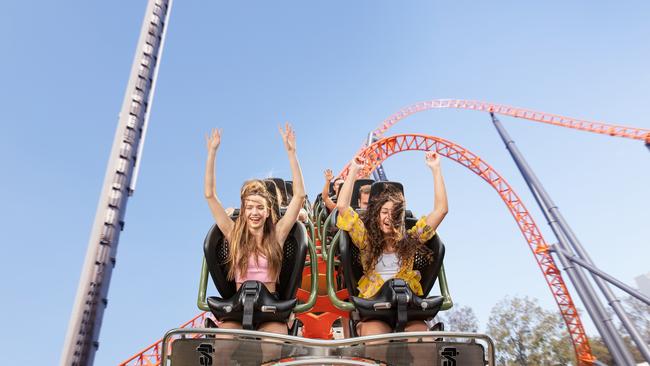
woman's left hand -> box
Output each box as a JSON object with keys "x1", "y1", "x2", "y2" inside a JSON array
[
  {"x1": 425, "y1": 151, "x2": 441, "y2": 170},
  {"x1": 279, "y1": 122, "x2": 296, "y2": 153}
]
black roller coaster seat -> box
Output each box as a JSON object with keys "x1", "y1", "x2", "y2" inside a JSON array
[
  {"x1": 268, "y1": 178, "x2": 289, "y2": 207},
  {"x1": 203, "y1": 222, "x2": 308, "y2": 330},
  {"x1": 350, "y1": 178, "x2": 374, "y2": 210},
  {"x1": 285, "y1": 180, "x2": 293, "y2": 200},
  {"x1": 339, "y1": 181, "x2": 446, "y2": 332}
]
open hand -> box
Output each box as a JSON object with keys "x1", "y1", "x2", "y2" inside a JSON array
[
  {"x1": 279, "y1": 122, "x2": 296, "y2": 153},
  {"x1": 351, "y1": 155, "x2": 366, "y2": 170},
  {"x1": 324, "y1": 169, "x2": 334, "y2": 181},
  {"x1": 425, "y1": 151, "x2": 441, "y2": 170},
  {"x1": 205, "y1": 128, "x2": 222, "y2": 152}
]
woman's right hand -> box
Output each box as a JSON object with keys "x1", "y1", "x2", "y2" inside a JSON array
[
  {"x1": 324, "y1": 169, "x2": 334, "y2": 181},
  {"x1": 351, "y1": 155, "x2": 365, "y2": 171},
  {"x1": 425, "y1": 151, "x2": 441, "y2": 170},
  {"x1": 205, "y1": 128, "x2": 222, "y2": 152}
]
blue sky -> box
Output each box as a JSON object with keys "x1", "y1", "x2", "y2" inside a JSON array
[{"x1": 1, "y1": 1, "x2": 649, "y2": 364}]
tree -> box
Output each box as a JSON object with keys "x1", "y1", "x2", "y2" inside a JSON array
[
  {"x1": 618, "y1": 295, "x2": 650, "y2": 345},
  {"x1": 486, "y1": 296, "x2": 575, "y2": 366},
  {"x1": 592, "y1": 295, "x2": 650, "y2": 363},
  {"x1": 588, "y1": 336, "x2": 614, "y2": 365},
  {"x1": 439, "y1": 303, "x2": 479, "y2": 332}
]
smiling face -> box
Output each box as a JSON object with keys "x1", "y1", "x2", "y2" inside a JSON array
[
  {"x1": 378, "y1": 200, "x2": 395, "y2": 234},
  {"x1": 244, "y1": 194, "x2": 270, "y2": 230}
]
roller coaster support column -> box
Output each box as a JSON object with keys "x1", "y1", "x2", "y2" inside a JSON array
[
  {"x1": 491, "y1": 113, "x2": 638, "y2": 365},
  {"x1": 61, "y1": 1, "x2": 173, "y2": 365},
  {"x1": 368, "y1": 132, "x2": 388, "y2": 181},
  {"x1": 551, "y1": 246, "x2": 650, "y2": 307}
]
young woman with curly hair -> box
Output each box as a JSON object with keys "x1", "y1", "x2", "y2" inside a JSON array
[
  {"x1": 204, "y1": 123, "x2": 306, "y2": 335},
  {"x1": 336, "y1": 152, "x2": 448, "y2": 336}
]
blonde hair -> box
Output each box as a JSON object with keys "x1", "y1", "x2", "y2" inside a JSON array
[
  {"x1": 227, "y1": 180, "x2": 283, "y2": 281},
  {"x1": 359, "y1": 184, "x2": 371, "y2": 195}
]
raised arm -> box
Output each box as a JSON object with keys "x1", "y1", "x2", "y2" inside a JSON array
[
  {"x1": 204, "y1": 129, "x2": 234, "y2": 240},
  {"x1": 336, "y1": 156, "x2": 364, "y2": 213},
  {"x1": 424, "y1": 152, "x2": 448, "y2": 231},
  {"x1": 321, "y1": 169, "x2": 336, "y2": 211},
  {"x1": 276, "y1": 123, "x2": 307, "y2": 244}
]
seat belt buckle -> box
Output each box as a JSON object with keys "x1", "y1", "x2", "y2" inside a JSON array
[
  {"x1": 373, "y1": 302, "x2": 392, "y2": 310},
  {"x1": 261, "y1": 305, "x2": 277, "y2": 313}
]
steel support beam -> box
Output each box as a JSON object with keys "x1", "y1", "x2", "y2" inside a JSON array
[
  {"x1": 60, "y1": 1, "x2": 173, "y2": 365},
  {"x1": 491, "y1": 113, "x2": 638, "y2": 365},
  {"x1": 551, "y1": 245, "x2": 650, "y2": 306}
]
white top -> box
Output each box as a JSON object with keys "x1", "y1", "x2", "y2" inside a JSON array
[{"x1": 375, "y1": 252, "x2": 400, "y2": 281}]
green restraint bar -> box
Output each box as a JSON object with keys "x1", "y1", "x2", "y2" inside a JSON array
[
  {"x1": 319, "y1": 210, "x2": 338, "y2": 262},
  {"x1": 197, "y1": 224, "x2": 319, "y2": 314},
  {"x1": 326, "y1": 231, "x2": 453, "y2": 312}
]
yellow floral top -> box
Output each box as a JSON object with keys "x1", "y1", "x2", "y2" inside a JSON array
[{"x1": 336, "y1": 207, "x2": 436, "y2": 299}]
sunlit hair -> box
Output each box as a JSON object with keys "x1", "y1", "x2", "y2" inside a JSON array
[
  {"x1": 360, "y1": 185, "x2": 433, "y2": 272},
  {"x1": 359, "y1": 185, "x2": 371, "y2": 195},
  {"x1": 227, "y1": 179, "x2": 283, "y2": 281},
  {"x1": 265, "y1": 180, "x2": 283, "y2": 215}
]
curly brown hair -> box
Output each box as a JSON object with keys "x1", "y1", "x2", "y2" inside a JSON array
[{"x1": 360, "y1": 185, "x2": 433, "y2": 272}]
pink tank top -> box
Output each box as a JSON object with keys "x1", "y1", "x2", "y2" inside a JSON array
[{"x1": 235, "y1": 255, "x2": 273, "y2": 284}]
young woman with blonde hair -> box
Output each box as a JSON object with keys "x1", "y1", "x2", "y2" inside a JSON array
[{"x1": 204, "y1": 123, "x2": 305, "y2": 335}]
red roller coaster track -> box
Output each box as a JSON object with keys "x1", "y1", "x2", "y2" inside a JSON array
[
  {"x1": 339, "y1": 99, "x2": 650, "y2": 180},
  {"x1": 373, "y1": 99, "x2": 650, "y2": 142}
]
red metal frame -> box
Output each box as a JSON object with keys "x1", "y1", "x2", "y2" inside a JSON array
[
  {"x1": 341, "y1": 100, "x2": 650, "y2": 179},
  {"x1": 373, "y1": 99, "x2": 650, "y2": 142},
  {"x1": 295, "y1": 240, "x2": 351, "y2": 339},
  {"x1": 348, "y1": 133, "x2": 595, "y2": 365},
  {"x1": 119, "y1": 312, "x2": 214, "y2": 366}
]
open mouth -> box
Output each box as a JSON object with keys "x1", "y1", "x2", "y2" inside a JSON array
[{"x1": 249, "y1": 217, "x2": 262, "y2": 225}]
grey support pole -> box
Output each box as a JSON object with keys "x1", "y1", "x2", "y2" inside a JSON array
[
  {"x1": 60, "y1": 1, "x2": 173, "y2": 365},
  {"x1": 367, "y1": 132, "x2": 388, "y2": 181},
  {"x1": 490, "y1": 113, "x2": 637, "y2": 365},
  {"x1": 551, "y1": 245, "x2": 650, "y2": 306},
  {"x1": 548, "y1": 197, "x2": 650, "y2": 362}
]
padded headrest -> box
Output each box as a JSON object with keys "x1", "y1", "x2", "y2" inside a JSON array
[
  {"x1": 268, "y1": 178, "x2": 289, "y2": 206},
  {"x1": 350, "y1": 179, "x2": 374, "y2": 210},
  {"x1": 329, "y1": 179, "x2": 344, "y2": 197},
  {"x1": 369, "y1": 181, "x2": 404, "y2": 201},
  {"x1": 366, "y1": 181, "x2": 412, "y2": 217},
  {"x1": 285, "y1": 181, "x2": 293, "y2": 199},
  {"x1": 263, "y1": 179, "x2": 283, "y2": 217}
]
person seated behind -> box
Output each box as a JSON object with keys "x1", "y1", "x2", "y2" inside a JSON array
[
  {"x1": 322, "y1": 169, "x2": 344, "y2": 212},
  {"x1": 358, "y1": 184, "x2": 371, "y2": 210},
  {"x1": 268, "y1": 179, "x2": 309, "y2": 223},
  {"x1": 336, "y1": 152, "x2": 448, "y2": 336},
  {"x1": 204, "y1": 124, "x2": 306, "y2": 335}
]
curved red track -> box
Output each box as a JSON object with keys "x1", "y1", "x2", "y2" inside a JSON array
[{"x1": 373, "y1": 99, "x2": 650, "y2": 142}]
